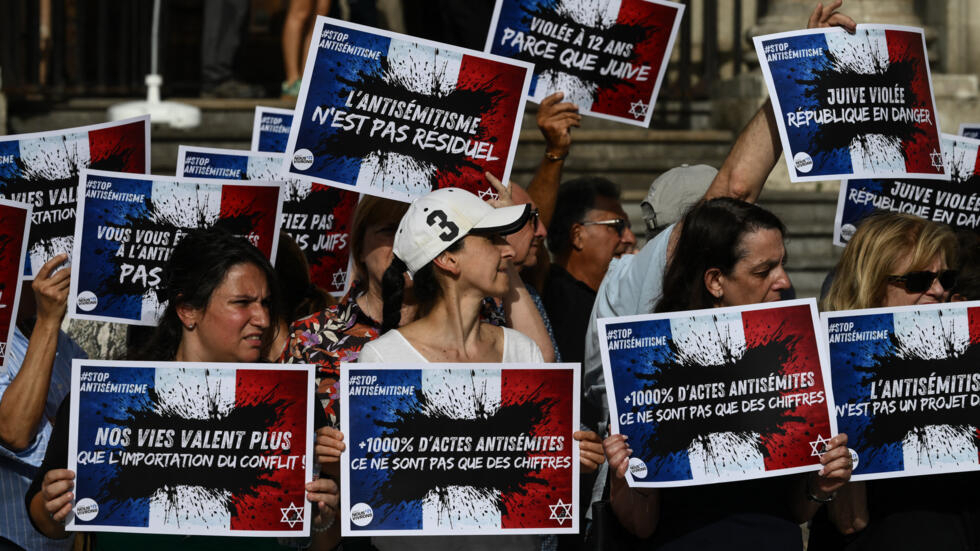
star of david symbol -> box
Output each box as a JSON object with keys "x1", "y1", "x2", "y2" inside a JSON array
[
  {"x1": 332, "y1": 268, "x2": 348, "y2": 289},
  {"x1": 548, "y1": 498, "x2": 573, "y2": 525},
  {"x1": 477, "y1": 188, "x2": 499, "y2": 201},
  {"x1": 628, "y1": 100, "x2": 648, "y2": 120},
  {"x1": 809, "y1": 434, "x2": 830, "y2": 457},
  {"x1": 931, "y1": 149, "x2": 945, "y2": 171},
  {"x1": 280, "y1": 502, "x2": 304, "y2": 528}
]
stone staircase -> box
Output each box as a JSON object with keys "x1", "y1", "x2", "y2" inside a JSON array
[{"x1": 7, "y1": 97, "x2": 841, "y2": 298}]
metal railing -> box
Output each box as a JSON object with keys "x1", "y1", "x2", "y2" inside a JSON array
[
  {"x1": 3, "y1": 0, "x2": 760, "y2": 128},
  {"x1": 1, "y1": 1, "x2": 155, "y2": 98}
]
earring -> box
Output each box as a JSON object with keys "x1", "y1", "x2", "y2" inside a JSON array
[{"x1": 186, "y1": 323, "x2": 196, "y2": 330}]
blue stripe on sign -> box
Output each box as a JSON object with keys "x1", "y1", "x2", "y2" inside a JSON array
[
  {"x1": 348, "y1": 368, "x2": 424, "y2": 530},
  {"x1": 75, "y1": 365, "x2": 157, "y2": 527},
  {"x1": 292, "y1": 24, "x2": 390, "y2": 185},
  {"x1": 763, "y1": 32, "x2": 854, "y2": 178},
  {"x1": 829, "y1": 312, "x2": 902, "y2": 475},
  {"x1": 76, "y1": 174, "x2": 154, "y2": 321}
]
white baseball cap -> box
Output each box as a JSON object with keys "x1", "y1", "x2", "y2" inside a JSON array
[{"x1": 393, "y1": 188, "x2": 531, "y2": 274}]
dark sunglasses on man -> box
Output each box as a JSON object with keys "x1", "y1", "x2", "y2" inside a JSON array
[
  {"x1": 581, "y1": 218, "x2": 629, "y2": 236},
  {"x1": 887, "y1": 269, "x2": 958, "y2": 294}
]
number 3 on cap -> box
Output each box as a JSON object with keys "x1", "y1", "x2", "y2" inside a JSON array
[{"x1": 426, "y1": 210, "x2": 460, "y2": 242}]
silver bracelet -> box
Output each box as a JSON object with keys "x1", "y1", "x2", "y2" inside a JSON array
[{"x1": 806, "y1": 477, "x2": 836, "y2": 503}]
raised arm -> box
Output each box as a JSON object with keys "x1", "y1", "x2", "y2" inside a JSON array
[
  {"x1": 0, "y1": 254, "x2": 70, "y2": 451},
  {"x1": 527, "y1": 92, "x2": 580, "y2": 227},
  {"x1": 704, "y1": 0, "x2": 856, "y2": 204}
]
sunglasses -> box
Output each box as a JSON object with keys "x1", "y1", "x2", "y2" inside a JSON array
[
  {"x1": 581, "y1": 218, "x2": 629, "y2": 236},
  {"x1": 529, "y1": 208, "x2": 541, "y2": 231},
  {"x1": 887, "y1": 270, "x2": 958, "y2": 294}
]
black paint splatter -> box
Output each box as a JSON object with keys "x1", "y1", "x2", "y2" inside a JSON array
[
  {"x1": 515, "y1": 0, "x2": 657, "y2": 97},
  {"x1": 92, "y1": 191, "x2": 265, "y2": 300},
  {"x1": 798, "y1": 35, "x2": 924, "y2": 159},
  {"x1": 0, "y1": 135, "x2": 139, "y2": 258},
  {"x1": 854, "y1": 326, "x2": 980, "y2": 457},
  {"x1": 364, "y1": 379, "x2": 557, "y2": 523},
  {"x1": 629, "y1": 323, "x2": 806, "y2": 466},
  {"x1": 314, "y1": 58, "x2": 504, "y2": 188},
  {"x1": 94, "y1": 382, "x2": 291, "y2": 519}
]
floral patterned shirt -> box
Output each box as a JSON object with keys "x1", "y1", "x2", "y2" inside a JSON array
[{"x1": 282, "y1": 291, "x2": 380, "y2": 428}]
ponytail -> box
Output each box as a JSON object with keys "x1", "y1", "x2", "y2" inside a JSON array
[{"x1": 381, "y1": 257, "x2": 408, "y2": 333}]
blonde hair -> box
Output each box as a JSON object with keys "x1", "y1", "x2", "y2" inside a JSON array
[
  {"x1": 822, "y1": 213, "x2": 958, "y2": 311},
  {"x1": 349, "y1": 195, "x2": 409, "y2": 285}
]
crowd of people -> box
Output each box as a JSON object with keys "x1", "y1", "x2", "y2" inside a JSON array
[{"x1": 2, "y1": 1, "x2": 979, "y2": 550}]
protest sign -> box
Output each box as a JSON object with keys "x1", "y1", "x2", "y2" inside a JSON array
[
  {"x1": 67, "y1": 360, "x2": 314, "y2": 536},
  {"x1": 0, "y1": 200, "x2": 31, "y2": 367},
  {"x1": 177, "y1": 146, "x2": 357, "y2": 296},
  {"x1": 959, "y1": 123, "x2": 980, "y2": 140},
  {"x1": 0, "y1": 116, "x2": 149, "y2": 277},
  {"x1": 340, "y1": 364, "x2": 580, "y2": 536},
  {"x1": 824, "y1": 303, "x2": 980, "y2": 481},
  {"x1": 283, "y1": 17, "x2": 532, "y2": 202},
  {"x1": 834, "y1": 133, "x2": 980, "y2": 245},
  {"x1": 485, "y1": 0, "x2": 683, "y2": 127},
  {"x1": 251, "y1": 106, "x2": 295, "y2": 153},
  {"x1": 598, "y1": 299, "x2": 836, "y2": 487},
  {"x1": 69, "y1": 169, "x2": 283, "y2": 325},
  {"x1": 754, "y1": 25, "x2": 945, "y2": 182}
]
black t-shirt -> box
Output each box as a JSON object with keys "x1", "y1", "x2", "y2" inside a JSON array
[
  {"x1": 542, "y1": 264, "x2": 597, "y2": 366},
  {"x1": 808, "y1": 473, "x2": 980, "y2": 550},
  {"x1": 649, "y1": 476, "x2": 804, "y2": 551}
]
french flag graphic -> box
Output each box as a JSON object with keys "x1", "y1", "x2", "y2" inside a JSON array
[
  {"x1": 487, "y1": 0, "x2": 682, "y2": 126},
  {"x1": 70, "y1": 362, "x2": 312, "y2": 536},
  {"x1": 0, "y1": 117, "x2": 148, "y2": 277},
  {"x1": 343, "y1": 366, "x2": 578, "y2": 535},
  {"x1": 176, "y1": 146, "x2": 359, "y2": 297},
  {"x1": 285, "y1": 18, "x2": 529, "y2": 202},
  {"x1": 758, "y1": 26, "x2": 944, "y2": 182},
  {"x1": 602, "y1": 300, "x2": 834, "y2": 487},
  {"x1": 827, "y1": 303, "x2": 980, "y2": 481},
  {"x1": 836, "y1": 133, "x2": 980, "y2": 246},
  {"x1": 72, "y1": 171, "x2": 282, "y2": 325}
]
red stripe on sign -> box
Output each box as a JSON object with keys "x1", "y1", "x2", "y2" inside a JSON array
[
  {"x1": 884, "y1": 29, "x2": 941, "y2": 175},
  {"x1": 967, "y1": 306, "x2": 980, "y2": 345},
  {"x1": 87, "y1": 120, "x2": 147, "y2": 173},
  {"x1": 0, "y1": 205, "x2": 28, "y2": 367},
  {"x1": 741, "y1": 305, "x2": 832, "y2": 471},
  {"x1": 219, "y1": 184, "x2": 281, "y2": 259},
  {"x1": 305, "y1": 184, "x2": 358, "y2": 293},
  {"x1": 499, "y1": 368, "x2": 575, "y2": 529},
  {"x1": 591, "y1": 0, "x2": 677, "y2": 120},
  {"x1": 435, "y1": 54, "x2": 526, "y2": 196},
  {"x1": 228, "y1": 368, "x2": 309, "y2": 531}
]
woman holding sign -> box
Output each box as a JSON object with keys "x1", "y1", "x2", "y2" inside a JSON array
[
  {"x1": 810, "y1": 212, "x2": 976, "y2": 551},
  {"x1": 27, "y1": 229, "x2": 340, "y2": 550},
  {"x1": 313, "y1": 187, "x2": 604, "y2": 549},
  {"x1": 601, "y1": 198, "x2": 854, "y2": 550}
]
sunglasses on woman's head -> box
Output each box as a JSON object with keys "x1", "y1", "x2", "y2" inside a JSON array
[{"x1": 887, "y1": 270, "x2": 958, "y2": 293}]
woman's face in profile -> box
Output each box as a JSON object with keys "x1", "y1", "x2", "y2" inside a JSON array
[
  {"x1": 453, "y1": 234, "x2": 515, "y2": 298},
  {"x1": 187, "y1": 262, "x2": 271, "y2": 363},
  {"x1": 882, "y1": 253, "x2": 949, "y2": 307}
]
